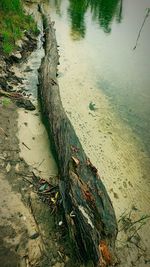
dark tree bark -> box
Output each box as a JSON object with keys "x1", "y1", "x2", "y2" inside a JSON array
[{"x1": 38, "y1": 11, "x2": 118, "y2": 267}]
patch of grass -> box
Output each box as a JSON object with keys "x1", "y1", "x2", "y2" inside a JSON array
[
  {"x1": 22, "y1": 14, "x2": 40, "y2": 36},
  {"x1": 0, "y1": 0, "x2": 21, "y2": 12},
  {"x1": 13, "y1": 27, "x2": 22, "y2": 41},
  {"x1": 1, "y1": 30, "x2": 14, "y2": 53},
  {"x1": 0, "y1": 0, "x2": 38, "y2": 54},
  {"x1": 1, "y1": 97, "x2": 12, "y2": 107},
  {"x1": 2, "y1": 42, "x2": 14, "y2": 54}
]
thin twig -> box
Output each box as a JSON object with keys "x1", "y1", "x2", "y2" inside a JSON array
[
  {"x1": 0, "y1": 127, "x2": 8, "y2": 137},
  {"x1": 118, "y1": 209, "x2": 128, "y2": 223},
  {"x1": 129, "y1": 215, "x2": 150, "y2": 229},
  {"x1": 127, "y1": 222, "x2": 146, "y2": 241},
  {"x1": 38, "y1": 158, "x2": 45, "y2": 167},
  {"x1": 22, "y1": 142, "x2": 31, "y2": 150},
  {"x1": 22, "y1": 176, "x2": 35, "y2": 186},
  {"x1": 128, "y1": 239, "x2": 146, "y2": 252},
  {"x1": 133, "y1": 8, "x2": 150, "y2": 50}
]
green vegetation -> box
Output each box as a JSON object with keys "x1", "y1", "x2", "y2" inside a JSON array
[
  {"x1": 0, "y1": 0, "x2": 21, "y2": 11},
  {"x1": 0, "y1": 0, "x2": 39, "y2": 54},
  {"x1": 1, "y1": 97, "x2": 12, "y2": 107}
]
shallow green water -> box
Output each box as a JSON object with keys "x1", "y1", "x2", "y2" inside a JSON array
[{"x1": 49, "y1": 0, "x2": 150, "y2": 154}]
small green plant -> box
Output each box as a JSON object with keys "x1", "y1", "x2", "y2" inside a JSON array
[
  {"x1": 1, "y1": 97, "x2": 12, "y2": 107},
  {"x1": 2, "y1": 31, "x2": 10, "y2": 42},
  {"x1": 33, "y1": 25, "x2": 40, "y2": 36},
  {"x1": 13, "y1": 27, "x2": 22, "y2": 41},
  {"x1": 2, "y1": 42, "x2": 14, "y2": 54},
  {"x1": 2, "y1": 31, "x2": 14, "y2": 54}
]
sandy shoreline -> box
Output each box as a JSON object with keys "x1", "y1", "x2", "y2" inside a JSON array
[{"x1": 18, "y1": 106, "x2": 58, "y2": 179}]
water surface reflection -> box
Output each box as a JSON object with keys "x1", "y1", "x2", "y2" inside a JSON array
[{"x1": 68, "y1": 0, "x2": 123, "y2": 39}]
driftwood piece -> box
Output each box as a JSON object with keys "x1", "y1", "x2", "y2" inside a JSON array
[
  {"x1": 0, "y1": 89, "x2": 23, "y2": 99},
  {"x1": 0, "y1": 88, "x2": 35, "y2": 110},
  {"x1": 38, "y1": 12, "x2": 118, "y2": 266}
]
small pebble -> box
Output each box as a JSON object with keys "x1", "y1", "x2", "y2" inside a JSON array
[{"x1": 58, "y1": 221, "x2": 63, "y2": 226}]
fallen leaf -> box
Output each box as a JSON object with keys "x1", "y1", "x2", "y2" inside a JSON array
[
  {"x1": 99, "y1": 240, "x2": 112, "y2": 265},
  {"x1": 6, "y1": 163, "x2": 11, "y2": 173},
  {"x1": 51, "y1": 197, "x2": 56, "y2": 204},
  {"x1": 55, "y1": 191, "x2": 59, "y2": 199},
  {"x1": 39, "y1": 184, "x2": 48, "y2": 191}
]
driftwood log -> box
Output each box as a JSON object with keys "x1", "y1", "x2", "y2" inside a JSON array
[{"x1": 38, "y1": 12, "x2": 118, "y2": 267}]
